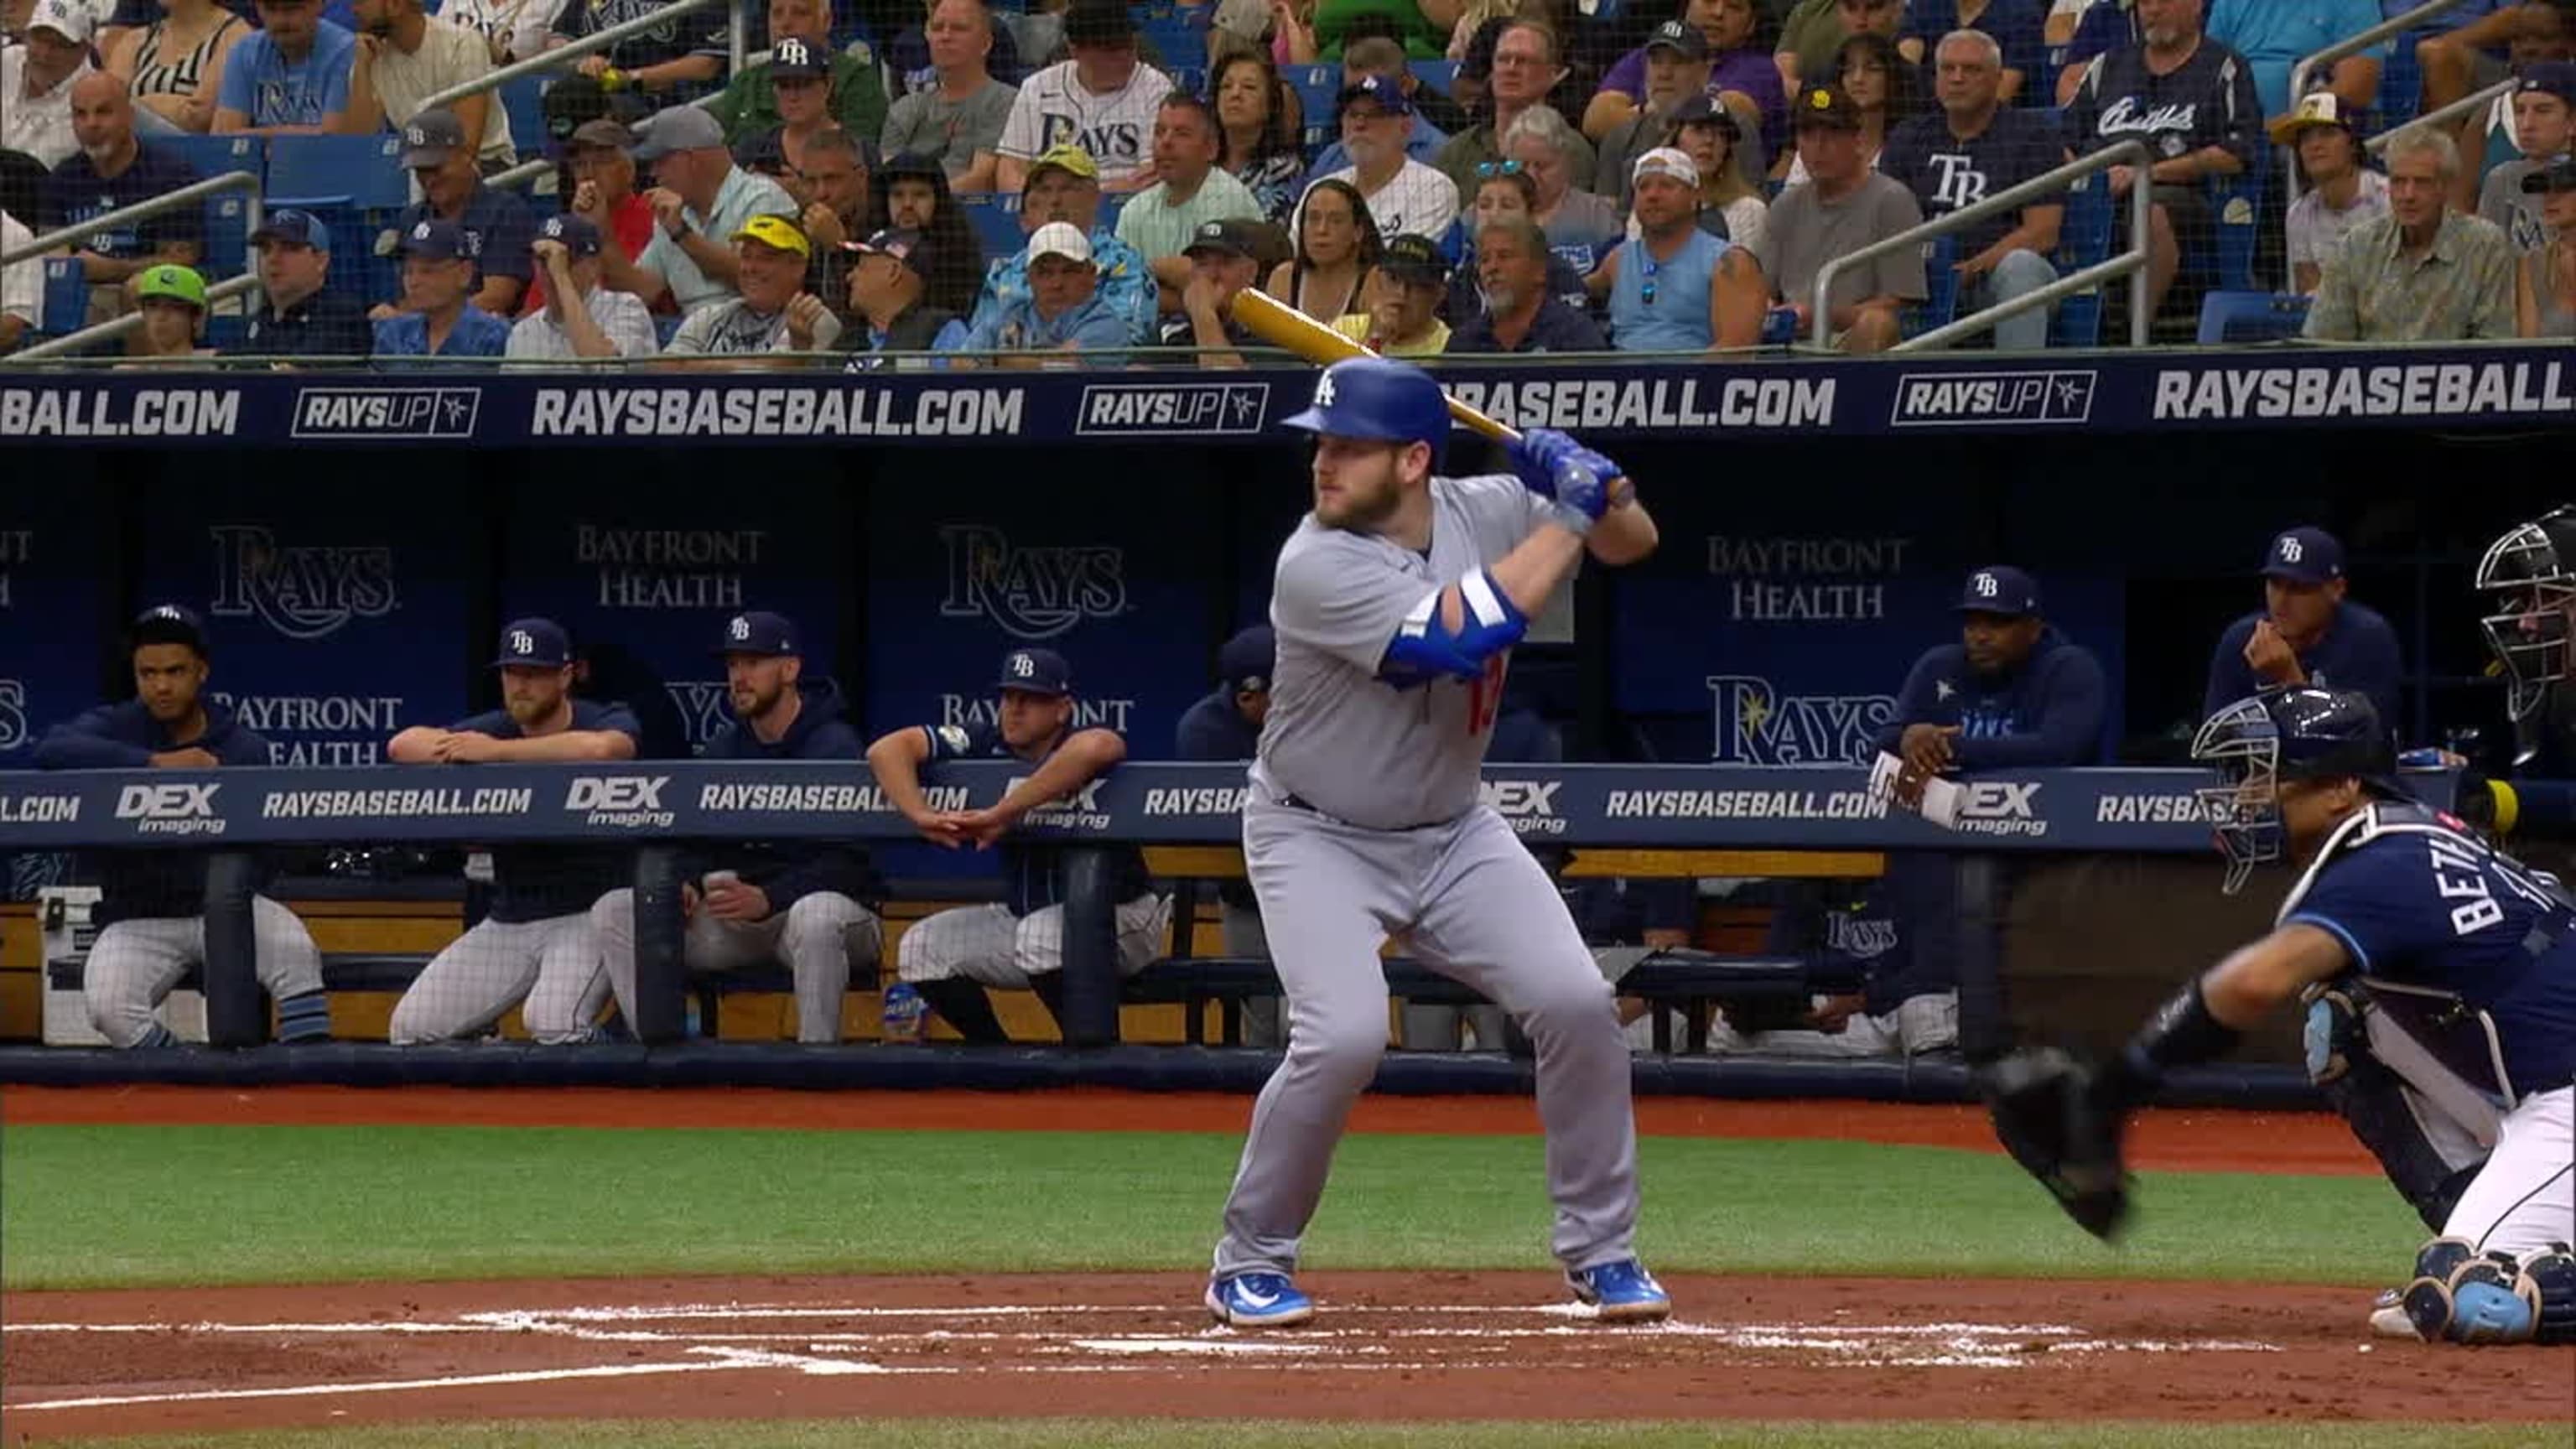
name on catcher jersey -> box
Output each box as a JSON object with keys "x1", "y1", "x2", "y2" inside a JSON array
[
  {"x1": 1254, "y1": 473, "x2": 1550, "y2": 830},
  {"x1": 2280, "y1": 803, "x2": 2576, "y2": 1096}
]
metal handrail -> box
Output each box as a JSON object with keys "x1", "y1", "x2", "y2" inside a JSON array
[
  {"x1": 1810, "y1": 139, "x2": 2151, "y2": 353},
  {"x1": 2285, "y1": 0, "x2": 2478, "y2": 210},
  {"x1": 15, "y1": 274, "x2": 261, "y2": 361},
  {"x1": 1, "y1": 169, "x2": 262, "y2": 268},
  {"x1": 415, "y1": 0, "x2": 735, "y2": 119},
  {"x1": 2366, "y1": 75, "x2": 2516, "y2": 155}
]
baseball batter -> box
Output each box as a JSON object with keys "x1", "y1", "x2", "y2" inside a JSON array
[
  {"x1": 1984, "y1": 687, "x2": 2574, "y2": 1348},
  {"x1": 1205, "y1": 356, "x2": 1669, "y2": 1329}
]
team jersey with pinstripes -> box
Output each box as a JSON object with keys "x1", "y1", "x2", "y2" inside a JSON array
[
  {"x1": 1252, "y1": 473, "x2": 1550, "y2": 832},
  {"x1": 920, "y1": 721, "x2": 1150, "y2": 916}
]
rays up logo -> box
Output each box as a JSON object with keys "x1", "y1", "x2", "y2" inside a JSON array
[{"x1": 208, "y1": 524, "x2": 397, "y2": 640}]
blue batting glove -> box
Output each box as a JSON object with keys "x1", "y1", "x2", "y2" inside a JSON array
[{"x1": 1507, "y1": 428, "x2": 1623, "y2": 534}]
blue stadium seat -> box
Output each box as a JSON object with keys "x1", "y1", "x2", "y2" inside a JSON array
[
  {"x1": 1288, "y1": 63, "x2": 1340, "y2": 141},
  {"x1": 959, "y1": 192, "x2": 1026, "y2": 257},
  {"x1": 39, "y1": 257, "x2": 86, "y2": 335},
  {"x1": 159, "y1": 134, "x2": 264, "y2": 281},
  {"x1": 2194, "y1": 289, "x2": 2311, "y2": 345},
  {"x1": 2052, "y1": 173, "x2": 2113, "y2": 347},
  {"x1": 2378, "y1": 37, "x2": 2422, "y2": 127},
  {"x1": 1408, "y1": 60, "x2": 1457, "y2": 94},
  {"x1": 266, "y1": 134, "x2": 411, "y2": 210},
  {"x1": 501, "y1": 74, "x2": 549, "y2": 161},
  {"x1": 2205, "y1": 169, "x2": 2262, "y2": 293},
  {"x1": 1908, "y1": 232, "x2": 1960, "y2": 337}
]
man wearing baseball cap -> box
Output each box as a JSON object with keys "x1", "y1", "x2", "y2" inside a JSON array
[
  {"x1": 1174, "y1": 622, "x2": 1283, "y2": 1045},
  {"x1": 387, "y1": 105, "x2": 537, "y2": 317},
  {"x1": 1306, "y1": 73, "x2": 1461, "y2": 245},
  {"x1": 1161, "y1": 216, "x2": 1273, "y2": 363},
  {"x1": 664, "y1": 213, "x2": 843, "y2": 358},
  {"x1": 125, "y1": 262, "x2": 213, "y2": 362},
  {"x1": 2203, "y1": 526, "x2": 2403, "y2": 736},
  {"x1": 589, "y1": 611, "x2": 884, "y2": 1044},
  {"x1": 238, "y1": 207, "x2": 372, "y2": 357},
  {"x1": 993, "y1": 0, "x2": 1174, "y2": 190},
  {"x1": 1879, "y1": 567, "x2": 2108, "y2": 808},
  {"x1": 32, "y1": 605, "x2": 331, "y2": 1049},
  {"x1": 211, "y1": 0, "x2": 359, "y2": 136},
  {"x1": 1758, "y1": 83, "x2": 1924, "y2": 353},
  {"x1": 972, "y1": 143, "x2": 1155, "y2": 343},
  {"x1": 373, "y1": 217, "x2": 513, "y2": 361},
  {"x1": 867, "y1": 646, "x2": 1166, "y2": 1045},
  {"x1": 387, "y1": 620, "x2": 642, "y2": 1046},
  {"x1": 1332, "y1": 231, "x2": 1452, "y2": 356},
  {"x1": 628, "y1": 104, "x2": 799, "y2": 314},
  {"x1": 3, "y1": 0, "x2": 97, "y2": 167},
  {"x1": 2481, "y1": 60, "x2": 2575, "y2": 253},
  {"x1": 956, "y1": 219, "x2": 1130, "y2": 359},
  {"x1": 1599, "y1": 145, "x2": 1766, "y2": 352},
  {"x1": 542, "y1": 119, "x2": 655, "y2": 314},
  {"x1": 838, "y1": 227, "x2": 970, "y2": 364},
  {"x1": 2275, "y1": 91, "x2": 2388, "y2": 296},
  {"x1": 699, "y1": 0, "x2": 891, "y2": 150},
  {"x1": 510, "y1": 212, "x2": 661, "y2": 361}
]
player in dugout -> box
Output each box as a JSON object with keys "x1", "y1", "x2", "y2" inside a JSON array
[
  {"x1": 2202, "y1": 525, "x2": 2402, "y2": 740},
  {"x1": 33, "y1": 605, "x2": 330, "y2": 1048},
  {"x1": 866, "y1": 647, "x2": 1168, "y2": 1044}
]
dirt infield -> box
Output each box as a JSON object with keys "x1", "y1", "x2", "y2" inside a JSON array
[
  {"x1": 6, "y1": 1271, "x2": 2571, "y2": 1441},
  {"x1": 0, "y1": 1086, "x2": 2379, "y2": 1175}
]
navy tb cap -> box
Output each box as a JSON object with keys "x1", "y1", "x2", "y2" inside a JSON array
[
  {"x1": 131, "y1": 603, "x2": 208, "y2": 654},
  {"x1": 493, "y1": 617, "x2": 574, "y2": 668},
  {"x1": 1955, "y1": 565, "x2": 2042, "y2": 617},
  {"x1": 1218, "y1": 624, "x2": 1276, "y2": 695},
  {"x1": 2262, "y1": 525, "x2": 2345, "y2": 585},
  {"x1": 996, "y1": 647, "x2": 1072, "y2": 697},
  {"x1": 398, "y1": 216, "x2": 470, "y2": 261},
  {"x1": 716, "y1": 610, "x2": 800, "y2": 657}
]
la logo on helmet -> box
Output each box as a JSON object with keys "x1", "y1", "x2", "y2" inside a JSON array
[{"x1": 1314, "y1": 373, "x2": 1337, "y2": 407}]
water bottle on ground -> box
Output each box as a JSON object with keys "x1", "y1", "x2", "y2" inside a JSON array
[{"x1": 881, "y1": 982, "x2": 927, "y2": 1044}]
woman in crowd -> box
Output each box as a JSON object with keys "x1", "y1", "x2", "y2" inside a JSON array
[
  {"x1": 1505, "y1": 103, "x2": 1621, "y2": 273},
  {"x1": 1211, "y1": 45, "x2": 1307, "y2": 224},
  {"x1": 2520, "y1": 163, "x2": 2576, "y2": 339},
  {"x1": 107, "y1": 0, "x2": 245, "y2": 133},
  {"x1": 1633, "y1": 95, "x2": 1765, "y2": 251},
  {"x1": 1264, "y1": 174, "x2": 1384, "y2": 320},
  {"x1": 1783, "y1": 30, "x2": 1914, "y2": 184}
]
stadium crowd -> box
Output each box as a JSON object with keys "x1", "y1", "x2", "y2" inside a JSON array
[{"x1": 4, "y1": 0, "x2": 2573, "y2": 359}]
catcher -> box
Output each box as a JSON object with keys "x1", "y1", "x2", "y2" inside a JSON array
[{"x1": 1981, "y1": 686, "x2": 2574, "y2": 1347}]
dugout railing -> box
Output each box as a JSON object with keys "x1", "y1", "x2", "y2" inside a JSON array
[{"x1": 0, "y1": 759, "x2": 2459, "y2": 1084}]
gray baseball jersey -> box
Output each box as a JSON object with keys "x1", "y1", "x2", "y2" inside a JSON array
[{"x1": 1254, "y1": 473, "x2": 1552, "y2": 829}]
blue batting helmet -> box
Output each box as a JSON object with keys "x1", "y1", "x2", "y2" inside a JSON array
[
  {"x1": 1281, "y1": 356, "x2": 1450, "y2": 450},
  {"x1": 2191, "y1": 687, "x2": 2402, "y2": 894}
]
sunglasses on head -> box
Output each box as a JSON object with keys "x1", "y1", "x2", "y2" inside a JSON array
[{"x1": 1475, "y1": 159, "x2": 1525, "y2": 178}]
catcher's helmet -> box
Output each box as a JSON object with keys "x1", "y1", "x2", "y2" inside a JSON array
[
  {"x1": 2192, "y1": 687, "x2": 2402, "y2": 895},
  {"x1": 1281, "y1": 356, "x2": 1451, "y2": 451},
  {"x1": 2474, "y1": 505, "x2": 2576, "y2": 721}
]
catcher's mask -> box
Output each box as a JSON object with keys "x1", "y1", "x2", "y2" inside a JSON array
[
  {"x1": 2474, "y1": 506, "x2": 2576, "y2": 722},
  {"x1": 2192, "y1": 687, "x2": 2400, "y2": 896}
]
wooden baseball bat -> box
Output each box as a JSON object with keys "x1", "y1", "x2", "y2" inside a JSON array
[{"x1": 1228, "y1": 287, "x2": 1521, "y2": 444}]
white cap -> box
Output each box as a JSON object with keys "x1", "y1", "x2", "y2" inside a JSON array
[
  {"x1": 29, "y1": 0, "x2": 97, "y2": 44},
  {"x1": 1632, "y1": 147, "x2": 1699, "y2": 189},
  {"x1": 1027, "y1": 221, "x2": 1093, "y2": 265}
]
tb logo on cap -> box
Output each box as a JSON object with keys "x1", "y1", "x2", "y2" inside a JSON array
[
  {"x1": 2277, "y1": 536, "x2": 2303, "y2": 564},
  {"x1": 1008, "y1": 652, "x2": 1036, "y2": 679},
  {"x1": 508, "y1": 628, "x2": 534, "y2": 656},
  {"x1": 729, "y1": 615, "x2": 751, "y2": 641},
  {"x1": 543, "y1": 216, "x2": 564, "y2": 238},
  {"x1": 412, "y1": 221, "x2": 433, "y2": 241},
  {"x1": 1973, "y1": 572, "x2": 1999, "y2": 598},
  {"x1": 406, "y1": 124, "x2": 428, "y2": 147}
]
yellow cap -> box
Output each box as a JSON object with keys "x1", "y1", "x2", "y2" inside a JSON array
[
  {"x1": 2268, "y1": 91, "x2": 2351, "y2": 145},
  {"x1": 1028, "y1": 143, "x2": 1101, "y2": 183},
  {"x1": 733, "y1": 213, "x2": 811, "y2": 258}
]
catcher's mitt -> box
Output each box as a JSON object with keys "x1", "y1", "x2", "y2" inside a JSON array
[{"x1": 1977, "y1": 1047, "x2": 2133, "y2": 1240}]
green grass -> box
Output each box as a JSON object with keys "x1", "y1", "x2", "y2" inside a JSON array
[
  {"x1": 0, "y1": 1125, "x2": 2423, "y2": 1291},
  {"x1": 44, "y1": 1424, "x2": 2576, "y2": 1449}
]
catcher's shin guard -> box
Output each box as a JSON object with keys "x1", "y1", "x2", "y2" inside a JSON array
[
  {"x1": 2518, "y1": 1245, "x2": 2576, "y2": 1346},
  {"x1": 2402, "y1": 1238, "x2": 2542, "y2": 1344}
]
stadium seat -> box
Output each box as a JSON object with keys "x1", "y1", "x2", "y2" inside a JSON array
[
  {"x1": 2205, "y1": 169, "x2": 2262, "y2": 293},
  {"x1": 1288, "y1": 63, "x2": 1340, "y2": 150},
  {"x1": 159, "y1": 132, "x2": 262, "y2": 185},
  {"x1": 2052, "y1": 172, "x2": 2113, "y2": 346},
  {"x1": 500, "y1": 74, "x2": 550, "y2": 161},
  {"x1": 959, "y1": 192, "x2": 1026, "y2": 257},
  {"x1": 39, "y1": 257, "x2": 86, "y2": 335},
  {"x1": 265, "y1": 134, "x2": 411, "y2": 211},
  {"x1": 2194, "y1": 289, "x2": 2311, "y2": 345},
  {"x1": 1908, "y1": 231, "x2": 1961, "y2": 337},
  {"x1": 1408, "y1": 60, "x2": 1458, "y2": 94}
]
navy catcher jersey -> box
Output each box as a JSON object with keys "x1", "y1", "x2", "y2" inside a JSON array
[
  {"x1": 2281, "y1": 802, "x2": 2576, "y2": 1098},
  {"x1": 922, "y1": 721, "x2": 1151, "y2": 915}
]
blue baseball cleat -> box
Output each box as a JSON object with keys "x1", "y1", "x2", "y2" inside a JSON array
[
  {"x1": 1205, "y1": 1272, "x2": 1315, "y2": 1328},
  {"x1": 1567, "y1": 1259, "x2": 1672, "y2": 1323}
]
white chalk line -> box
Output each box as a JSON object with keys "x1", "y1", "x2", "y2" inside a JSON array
[{"x1": 0, "y1": 1301, "x2": 2284, "y2": 1413}]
